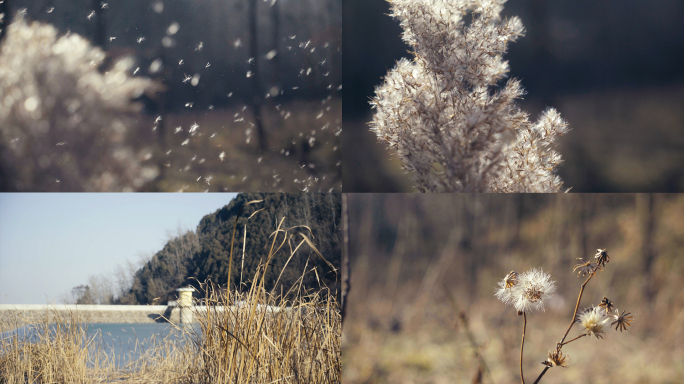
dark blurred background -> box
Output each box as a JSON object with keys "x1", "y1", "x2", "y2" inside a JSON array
[
  {"x1": 343, "y1": 194, "x2": 684, "y2": 383},
  {"x1": 343, "y1": 0, "x2": 684, "y2": 192},
  {"x1": 1, "y1": 0, "x2": 341, "y2": 191}
]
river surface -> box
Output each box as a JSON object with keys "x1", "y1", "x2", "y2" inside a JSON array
[{"x1": 2, "y1": 323, "x2": 202, "y2": 367}]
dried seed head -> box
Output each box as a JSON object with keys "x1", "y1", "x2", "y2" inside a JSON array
[
  {"x1": 611, "y1": 309, "x2": 634, "y2": 332},
  {"x1": 542, "y1": 349, "x2": 569, "y2": 368},
  {"x1": 495, "y1": 271, "x2": 519, "y2": 306},
  {"x1": 577, "y1": 306, "x2": 610, "y2": 339},
  {"x1": 495, "y1": 268, "x2": 555, "y2": 313},
  {"x1": 573, "y1": 258, "x2": 599, "y2": 277},
  {"x1": 504, "y1": 271, "x2": 519, "y2": 289},
  {"x1": 595, "y1": 249, "x2": 610, "y2": 268},
  {"x1": 598, "y1": 297, "x2": 615, "y2": 313}
]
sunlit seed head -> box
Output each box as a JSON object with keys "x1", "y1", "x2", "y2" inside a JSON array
[{"x1": 578, "y1": 307, "x2": 610, "y2": 339}]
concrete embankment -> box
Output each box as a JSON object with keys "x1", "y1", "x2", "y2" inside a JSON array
[
  {"x1": 0, "y1": 304, "x2": 180, "y2": 329},
  {"x1": 0, "y1": 303, "x2": 297, "y2": 329}
]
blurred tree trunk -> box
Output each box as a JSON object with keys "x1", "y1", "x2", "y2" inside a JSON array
[
  {"x1": 249, "y1": 0, "x2": 267, "y2": 151},
  {"x1": 0, "y1": 0, "x2": 10, "y2": 43},
  {"x1": 270, "y1": 0, "x2": 280, "y2": 94},
  {"x1": 637, "y1": 194, "x2": 656, "y2": 303},
  {"x1": 92, "y1": 0, "x2": 106, "y2": 48},
  {"x1": 341, "y1": 193, "x2": 350, "y2": 327}
]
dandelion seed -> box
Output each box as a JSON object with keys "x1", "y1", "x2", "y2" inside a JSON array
[
  {"x1": 247, "y1": 57, "x2": 255, "y2": 64},
  {"x1": 183, "y1": 73, "x2": 192, "y2": 83},
  {"x1": 181, "y1": 139, "x2": 190, "y2": 146},
  {"x1": 219, "y1": 151, "x2": 225, "y2": 162},
  {"x1": 205, "y1": 62, "x2": 211, "y2": 68},
  {"x1": 289, "y1": 35, "x2": 296, "y2": 39},
  {"x1": 137, "y1": 36, "x2": 145, "y2": 44},
  {"x1": 233, "y1": 38, "x2": 242, "y2": 49},
  {"x1": 167, "y1": 22, "x2": 180, "y2": 35},
  {"x1": 179, "y1": 59, "x2": 184, "y2": 66},
  {"x1": 46, "y1": 7, "x2": 54, "y2": 13},
  {"x1": 56, "y1": 142, "x2": 67, "y2": 146},
  {"x1": 149, "y1": 59, "x2": 162, "y2": 74},
  {"x1": 577, "y1": 307, "x2": 610, "y2": 339},
  {"x1": 246, "y1": 71, "x2": 253, "y2": 78},
  {"x1": 195, "y1": 41, "x2": 203, "y2": 51},
  {"x1": 299, "y1": 40, "x2": 310, "y2": 49},
  {"x1": 189, "y1": 122, "x2": 199, "y2": 133},
  {"x1": 133, "y1": 67, "x2": 140, "y2": 75},
  {"x1": 109, "y1": 36, "x2": 116, "y2": 42},
  {"x1": 174, "y1": 126, "x2": 182, "y2": 134},
  {"x1": 154, "y1": 116, "x2": 162, "y2": 124},
  {"x1": 101, "y1": 2, "x2": 109, "y2": 9},
  {"x1": 87, "y1": 11, "x2": 95, "y2": 20}
]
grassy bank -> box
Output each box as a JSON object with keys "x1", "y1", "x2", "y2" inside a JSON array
[{"x1": 1, "y1": 212, "x2": 341, "y2": 383}]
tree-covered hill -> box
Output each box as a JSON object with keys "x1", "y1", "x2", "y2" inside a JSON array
[{"x1": 117, "y1": 193, "x2": 341, "y2": 304}]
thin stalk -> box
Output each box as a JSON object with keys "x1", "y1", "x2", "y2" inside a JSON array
[
  {"x1": 533, "y1": 367, "x2": 550, "y2": 384},
  {"x1": 520, "y1": 312, "x2": 527, "y2": 384},
  {"x1": 559, "y1": 273, "x2": 594, "y2": 345},
  {"x1": 559, "y1": 333, "x2": 586, "y2": 346}
]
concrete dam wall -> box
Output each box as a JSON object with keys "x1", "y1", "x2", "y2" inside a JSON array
[
  {"x1": 0, "y1": 303, "x2": 295, "y2": 329},
  {"x1": 0, "y1": 304, "x2": 181, "y2": 329}
]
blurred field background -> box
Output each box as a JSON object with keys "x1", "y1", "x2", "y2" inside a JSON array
[
  {"x1": 343, "y1": 0, "x2": 684, "y2": 192},
  {"x1": 343, "y1": 194, "x2": 684, "y2": 383}
]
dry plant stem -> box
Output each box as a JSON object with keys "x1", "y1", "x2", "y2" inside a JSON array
[
  {"x1": 535, "y1": 272, "x2": 594, "y2": 383},
  {"x1": 560, "y1": 333, "x2": 586, "y2": 346},
  {"x1": 520, "y1": 312, "x2": 527, "y2": 384},
  {"x1": 559, "y1": 273, "x2": 593, "y2": 345},
  {"x1": 533, "y1": 367, "x2": 550, "y2": 384}
]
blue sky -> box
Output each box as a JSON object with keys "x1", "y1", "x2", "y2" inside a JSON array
[{"x1": 0, "y1": 193, "x2": 236, "y2": 304}]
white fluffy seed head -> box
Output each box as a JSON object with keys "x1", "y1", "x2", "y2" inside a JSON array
[
  {"x1": 371, "y1": 0, "x2": 569, "y2": 192},
  {"x1": 496, "y1": 268, "x2": 556, "y2": 313},
  {"x1": 578, "y1": 307, "x2": 610, "y2": 338}
]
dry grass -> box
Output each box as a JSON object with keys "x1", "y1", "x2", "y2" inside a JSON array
[{"x1": 1, "y1": 211, "x2": 341, "y2": 384}]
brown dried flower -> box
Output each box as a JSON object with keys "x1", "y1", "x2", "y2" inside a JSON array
[
  {"x1": 542, "y1": 349, "x2": 569, "y2": 368},
  {"x1": 595, "y1": 249, "x2": 610, "y2": 268},
  {"x1": 504, "y1": 271, "x2": 519, "y2": 289},
  {"x1": 598, "y1": 297, "x2": 615, "y2": 313},
  {"x1": 611, "y1": 309, "x2": 634, "y2": 332},
  {"x1": 573, "y1": 258, "x2": 599, "y2": 277}
]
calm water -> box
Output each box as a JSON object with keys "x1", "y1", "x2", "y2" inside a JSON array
[{"x1": 2, "y1": 323, "x2": 202, "y2": 367}]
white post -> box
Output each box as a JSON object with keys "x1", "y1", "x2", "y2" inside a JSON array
[{"x1": 176, "y1": 286, "x2": 195, "y2": 326}]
